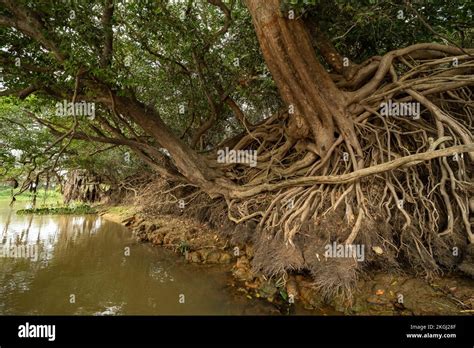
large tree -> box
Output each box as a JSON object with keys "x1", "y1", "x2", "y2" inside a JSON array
[{"x1": 1, "y1": 0, "x2": 473, "y2": 297}]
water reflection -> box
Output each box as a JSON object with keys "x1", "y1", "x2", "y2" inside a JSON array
[{"x1": 0, "y1": 202, "x2": 252, "y2": 315}]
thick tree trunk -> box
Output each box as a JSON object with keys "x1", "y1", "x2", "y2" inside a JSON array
[
  {"x1": 245, "y1": 0, "x2": 360, "y2": 156},
  {"x1": 108, "y1": 95, "x2": 224, "y2": 194},
  {"x1": 113, "y1": 98, "x2": 243, "y2": 199},
  {"x1": 90, "y1": 82, "x2": 222, "y2": 191}
]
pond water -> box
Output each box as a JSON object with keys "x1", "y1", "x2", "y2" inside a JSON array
[{"x1": 0, "y1": 201, "x2": 258, "y2": 315}]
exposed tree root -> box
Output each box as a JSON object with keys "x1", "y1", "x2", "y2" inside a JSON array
[{"x1": 148, "y1": 44, "x2": 473, "y2": 301}]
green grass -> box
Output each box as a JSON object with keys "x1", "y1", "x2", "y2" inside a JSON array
[
  {"x1": 0, "y1": 187, "x2": 95, "y2": 215},
  {"x1": 0, "y1": 187, "x2": 62, "y2": 205},
  {"x1": 17, "y1": 204, "x2": 96, "y2": 215}
]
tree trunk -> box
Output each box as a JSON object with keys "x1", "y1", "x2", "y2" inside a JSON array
[
  {"x1": 245, "y1": 0, "x2": 360, "y2": 157},
  {"x1": 109, "y1": 95, "x2": 224, "y2": 194}
]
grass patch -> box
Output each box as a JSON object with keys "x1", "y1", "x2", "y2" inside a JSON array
[
  {"x1": 2, "y1": 187, "x2": 96, "y2": 215},
  {"x1": 17, "y1": 204, "x2": 96, "y2": 215},
  {"x1": 0, "y1": 187, "x2": 62, "y2": 204},
  {"x1": 106, "y1": 205, "x2": 136, "y2": 215}
]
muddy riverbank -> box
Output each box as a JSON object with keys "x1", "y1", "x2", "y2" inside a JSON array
[{"x1": 100, "y1": 205, "x2": 474, "y2": 315}]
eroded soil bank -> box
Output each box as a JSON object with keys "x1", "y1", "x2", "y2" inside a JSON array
[{"x1": 100, "y1": 205, "x2": 474, "y2": 315}]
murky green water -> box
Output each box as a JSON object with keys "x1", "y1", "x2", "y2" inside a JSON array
[{"x1": 0, "y1": 201, "x2": 256, "y2": 315}]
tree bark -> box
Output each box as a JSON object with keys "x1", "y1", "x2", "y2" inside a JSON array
[
  {"x1": 107, "y1": 94, "x2": 223, "y2": 193},
  {"x1": 245, "y1": 0, "x2": 360, "y2": 156}
]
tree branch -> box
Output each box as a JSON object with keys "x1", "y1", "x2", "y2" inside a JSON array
[
  {"x1": 0, "y1": 0, "x2": 65, "y2": 63},
  {"x1": 205, "y1": 0, "x2": 232, "y2": 50},
  {"x1": 100, "y1": 0, "x2": 115, "y2": 68}
]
